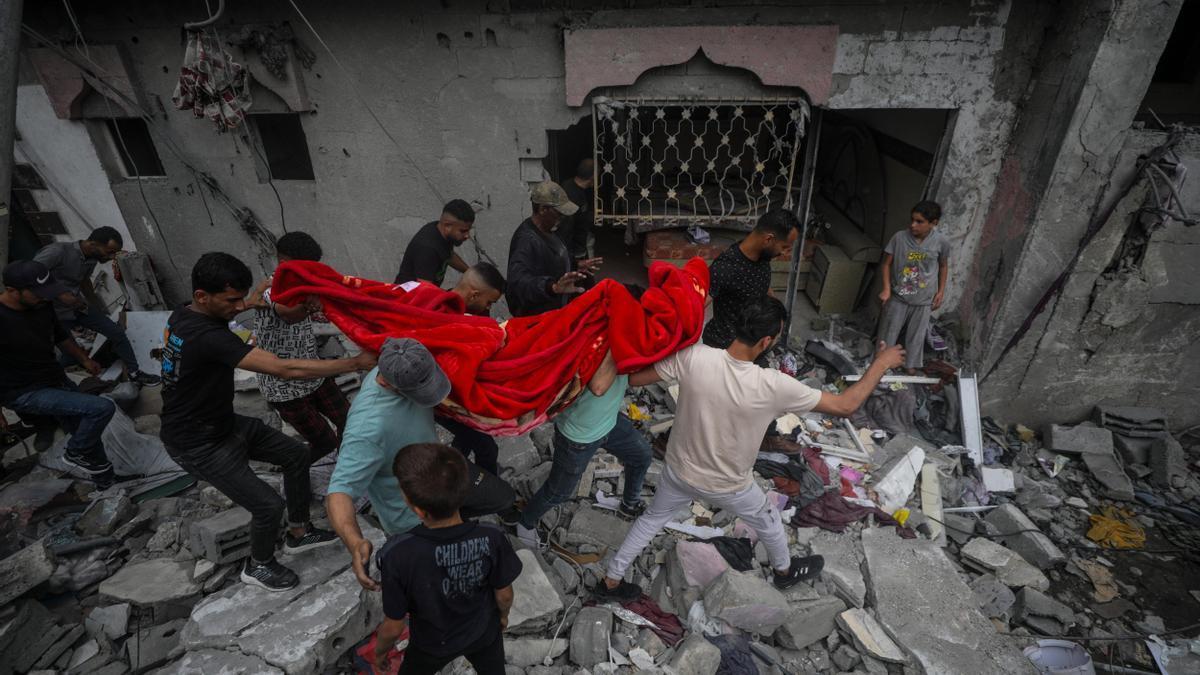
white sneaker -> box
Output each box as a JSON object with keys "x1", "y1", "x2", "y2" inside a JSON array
[{"x1": 516, "y1": 523, "x2": 541, "y2": 549}]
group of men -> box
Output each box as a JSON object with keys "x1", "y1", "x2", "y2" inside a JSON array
[{"x1": 1, "y1": 173, "x2": 907, "y2": 673}]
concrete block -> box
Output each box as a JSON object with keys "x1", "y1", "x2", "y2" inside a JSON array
[
  {"x1": 0, "y1": 599, "x2": 55, "y2": 659},
  {"x1": 959, "y1": 538, "x2": 1050, "y2": 591},
  {"x1": 187, "y1": 507, "x2": 252, "y2": 564},
  {"x1": 702, "y1": 570, "x2": 791, "y2": 634},
  {"x1": 1081, "y1": 450, "x2": 1135, "y2": 501},
  {"x1": 14, "y1": 622, "x2": 69, "y2": 673},
  {"x1": 1150, "y1": 436, "x2": 1186, "y2": 487},
  {"x1": 983, "y1": 504, "x2": 1065, "y2": 569},
  {"x1": 85, "y1": 603, "x2": 131, "y2": 640},
  {"x1": 569, "y1": 607, "x2": 612, "y2": 668},
  {"x1": 100, "y1": 559, "x2": 201, "y2": 609},
  {"x1": 126, "y1": 619, "x2": 186, "y2": 673},
  {"x1": 66, "y1": 637, "x2": 100, "y2": 670},
  {"x1": 508, "y1": 549, "x2": 565, "y2": 631},
  {"x1": 33, "y1": 623, "x2": 84, "y2": 671},
  {"x1": 497, "y1": 434, "x2": 541, "y2": 475},
  {"x1": 148, "y1": 648, "x2": 285, "y2": 674},
  {"x1": 0, "y1": 539, "x2": 54, "y2": 606},
  {"x1": 838, "y1": 608, "x2": 906, "y2": 663},
  {"x1": 1014, "y1": 588, "x2": 1075, "y2": 631},
  {"x1": 1045, "y1": 424, "x2": 1113, "y2": 455},
  {"x1": 943, "y1": 513, "x2": 977, "y2": 545},
  {"x1": 668, "y1": 633, "x2": 721, "y2": 675},
  {"x1": 563, "y1": 506, "x2": 630, "y2": 552},
  {"x1": 506, "y1": 638, "x2": 568, "y2": 668},
  {"x1": 810, "y1": 531, "x2": 866, "y2": 608},
  {"x1": 775, "y1": 596, "x2": 846, "y2": 650},
  {"x1": 76, "y1": 493, "x2": 136, "y2": 537},
  {"x1": 969, "y1": 575, "x2": 1017, "y2": 620}
]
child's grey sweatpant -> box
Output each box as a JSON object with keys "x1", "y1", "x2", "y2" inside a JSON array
[{"x1": 878, "y1": 299, "x2": 931, "y2": 369}]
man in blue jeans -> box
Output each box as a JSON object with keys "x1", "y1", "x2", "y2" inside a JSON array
[
  {"x1": 516, "y1": 351, "x2": 650, "y2": 547},
  {"x1": 0, "y1": 260, "x2": 117, "y2": 487},
  {"x1": 35, "y1": 227, "x2": 160, "y2": 385}
]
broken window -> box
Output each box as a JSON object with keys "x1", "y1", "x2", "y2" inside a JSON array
[
  {"x1": 248, "y1": 113, "x2": 315, "y2": 181},
  {"x1": 105, "y1": 118, "x2": 166, "y2": 178},
  {"x1": 1137, "y1": 0, "x2": 1200, "y2": 125}
]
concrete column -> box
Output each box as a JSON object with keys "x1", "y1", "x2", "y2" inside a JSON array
[{"x1": 0, "y1": 0, "x2": 25, "y2": 268}]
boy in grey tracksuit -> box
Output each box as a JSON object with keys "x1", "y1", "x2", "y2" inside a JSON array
[{"x1": 878, "y1": 200, "x2": 950, "y2": 373}]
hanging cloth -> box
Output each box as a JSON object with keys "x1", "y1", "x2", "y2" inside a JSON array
[{"x1": 173, "y1": 31, "x2": 253, "y2": 131}]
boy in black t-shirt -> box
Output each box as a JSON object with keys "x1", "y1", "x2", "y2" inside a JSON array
[{"x1": 373, "y1": 443, "x2": 522, "y2": 675}]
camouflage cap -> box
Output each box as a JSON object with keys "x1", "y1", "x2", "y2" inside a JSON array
[{"x1": 530, "y1": 180, "x2": 579, "y2": 216}]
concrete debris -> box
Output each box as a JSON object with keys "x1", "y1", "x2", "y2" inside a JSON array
[
  {"x1": 702, "y1": 569, "x2": 792, "y2": 634},
  {"x1": 775, "y1": 596, "x2": 846, "y2": 650},
  {"x1": 873, "y1": 446, "x2": 924, "y2": 513},
  {"x1": 810, "y1": 530, "x2": 867, "y2": 608},
  {"x1": 983, "y1": 504, "x2": 1065, "y2": 569},
  {"x1": 969, "y1": 575, "x2": 1017, "y2": 620},
  {"x1": 1149, "y1": 435, "x2": 1186, "y2": 487},
  {"x1": 148, "y1": 648, "x2": 285, "y2": 674},
  {"x1": 1013, "y1": 588, "x2": 1076, "y2": 634},
  {"x1": 507, "y1": 548, "x2": 566, "y2": 632},
  {"x1": 668, "y1": 633, "x2": 722, "y2": 675},
  {"x1": 85, "y1": 603, "x2": 132, "y2": 640},
  {"x1": 563, "y1": 506, "x2": 631, "y2": 552},
  {"x1": 980, "y1": 467, "x2": 1015, "y2": 493},
  {"x1": 99, "y1": 558, "x2": 201, "y2": 611},
  {"x1": 1074, "y1": 558, "x2": 1119, "y2": 603},
  {"x1": 187, "y1": 507, "x2": 252, "y2": 564},
  {"x1": 837, "y1": 608, "x2": 906, "y2": 663},
  {"x1": 0, "y1": 539, "x2": 55, "y2": 606},
  {"x1": 569, "y1": 606, "x2": 612, "y2": 668},
  {"x1": 76, "y1": 492, "x2": 137, "y2": 537},
  {"x1": 1080, "y1": 450, "x2": 1135, "y2": 501},
  {"x1": 1045, "y1": 423, "x2": 1114, "y2": 454},
  {"x1": 126, "y1": 619, "x2": 186, "y2": 672},
  {"x1": 960, "y1": 537, "x2": 1050, "y2": 591},
  {"x1": 506, "y1": 638, "x2": 568, "y2": 667}
]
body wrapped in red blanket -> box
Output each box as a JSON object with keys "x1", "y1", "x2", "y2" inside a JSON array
[{"x1": 271, "y1": 258, "x2": 709, "y2": 435}]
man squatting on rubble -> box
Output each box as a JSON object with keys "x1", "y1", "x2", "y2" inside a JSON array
[
  {"x1": 596, "y1": 296, "x2": 907, "y2": 598},
  {"x1": 326, "y1": 338, "x2": 517, "y2": 588},
  {"x1": 395, "y1": 199, "x2": 506, "y2": 476},
  {"x1": 159, "y1": 252, "x2": 378, "y2": 591}
]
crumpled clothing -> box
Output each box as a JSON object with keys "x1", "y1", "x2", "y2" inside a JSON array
[
  {"x1": 706, "y1": 633, "x2": 760, "y2": 675},
  {"x1": 1087, "y1": 506, "x2": 1146, "y2": 549},
  {"x1": 172, "y1": 32, "x2": 252, "y2": 131},
  {"x1": 704, "y1": 536, "x2": 755, "y2": 572},
  {"x1": 792, "y1": 492, "x2": 915, "y2": 538},
  {"x1": 850, "y1": 385, "x2": 917, "y2": 436},
  {"x1": 757, "y1": 458, "x2": 825, "y2": 508},
  {"x1": 621, "y1": 596, "x2": 684, "y2": 646}
]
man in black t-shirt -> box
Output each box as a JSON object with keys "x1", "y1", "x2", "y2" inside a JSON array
[
  {"x1": 160, "y1": 252, "x2": 377, "y2": 591},
  {"x1": 0, "y1": 260, "x2": 117, "y2": 486},
  {"x1": 506, "y1": 181, "x2": 603, "y2": 317},
  {"x1": 394, "y1": 199, "x2": 475, "y2": 286},
  {"x1": 371, "y1": 443, "x2": 522, "y2": 675},
  {"x1": 702, "y1": 209, "x2": 801, "y2": 351},
  {"x1": 558, "y1": 158, "x2": 595, "y2": 261}
]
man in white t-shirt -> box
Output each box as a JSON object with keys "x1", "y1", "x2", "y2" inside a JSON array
[{"x1": 594, "y1": 296, "x2": 905, "y2": 599}]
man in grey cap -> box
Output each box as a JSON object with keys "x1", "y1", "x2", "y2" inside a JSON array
[
  {"x1": 326, "y1": 337, "x2": 516, "y2": 591},
  {"x1": 506, "y1": 180, "x2": 604, "y2": 317}
]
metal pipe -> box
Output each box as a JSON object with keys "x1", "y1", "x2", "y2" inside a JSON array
[{"x1": 184, "y1": 0, "x2": 225, "y2": 30}]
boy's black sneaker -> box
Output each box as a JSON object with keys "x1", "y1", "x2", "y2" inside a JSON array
[
  {"x1": 62, "y1": 450, "x2": 113, "y2": 476},
  {"x1": 130, "y1": 370, "x2": 162, "y2": 386},
  {"x1": 773, "y1": 555, "x2": 824, "y2": 590},
  {"x1": 617, "y1": 500, "x2": 646, "y2": 520},
  {"x1": 591, "y1": 579, "x2": 643, "y2": 602},
  {"x1": 282, "y1": 525, "x2": 339, "y2": 555},
  {"x1": 241, "y1": 558, "x2": 300, "y2": 591}
]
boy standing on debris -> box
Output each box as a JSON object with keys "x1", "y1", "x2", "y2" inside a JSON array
[
  {"x1": 371, "y1": 442, "x2": 522, "y2": 675},
  {"x1": 878, "y1": 200, "x2": 951, "y2": 373},
  {"x1": 597, "y1": 296, "x2": 905, "y2": 600},
  {"x1": 160, "y1": 252, "x2": 377, "y2": 591},
  {"x1": 249, "y1": 231, "x2": 350, "y2": 464},
  {"x1": 515, "y1": 351, "x2": 651, "y2": 548}
]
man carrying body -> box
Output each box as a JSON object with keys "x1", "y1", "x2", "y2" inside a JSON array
[
  {"x1": 595, "y1": 296, "x2": 905, "y2": 600},
  {"x1": 394, "y1": 199, "x2": 475, "y2": 286},
  {"x1": 516, "y1": 351, "x2": 649, "y2": 547},
  {"x1": 160, "y1": 252, "x2": 376, "y2": 591},
  {"x1": 0, "y1": 260, "x2": 117, "y2": 486},
  {"x1": 702, "y1": 210, "x2": 799, "y2": 351},
  {"x1": 506, "y1": 181, "x2": 603, "y2": 317},
  {"x1": 35, "y1": 227, "x2": 160, "y2": 385},
  {"x1": 326, "y1": 338, "x2": 517, "y2": 591},
  {"x1": 249, "y1": 231, "x2": 350, "y2": 463},
  {"x1": 558, "y1": 158, "x2": 595, "y2": 261}
]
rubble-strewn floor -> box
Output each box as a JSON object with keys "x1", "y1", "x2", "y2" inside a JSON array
[{"x1": 3, "y1": 324, "x2": 1200, "y2": 675}]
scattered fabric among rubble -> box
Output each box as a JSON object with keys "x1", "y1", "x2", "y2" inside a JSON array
[
  {"x1": 850, "y1": 386, "x2": 917, "y2": 437},
  {"x1": 792, "y1": 492, "x2": 915, "y2": 538},
  {"x1": 1087, "y1": 506, "x2": 1146, "y2": 549},
  {"x1": 620, "y1": 596, "x2": 684, "y2": 646},
  {"x1": 172, "y1": 32, "x2": 252, "y2": 131},
  {"x1": 272, "y1": 258, "x2": 709, "y2": 435},
  {"x1": 705, "y1": 536, "x2": 755, "y2": 572},
  {"x1": 706, "y1": 633, "x2": 760, "y2": 675}
]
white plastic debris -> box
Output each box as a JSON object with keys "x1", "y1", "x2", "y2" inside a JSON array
[{"x1": 874, "y1": 447, "x2": 925, "y2": 514}]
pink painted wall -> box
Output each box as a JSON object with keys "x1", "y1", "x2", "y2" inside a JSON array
[{"x1": 563, "y1": 25, "x2": 839, "y2": 106}]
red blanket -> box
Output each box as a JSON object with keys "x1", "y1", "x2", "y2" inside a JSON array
[{"x1": 271, "y1": 258, "x2": 709, "y2": 435}]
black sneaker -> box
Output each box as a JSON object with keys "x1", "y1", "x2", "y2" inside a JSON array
[
  {"x1": 773, "y1": 555, "x2": 824, "y2": 590},
  {"x1": 617, "y1": 500, "x2": 646, "y2": 520},
  {"x1": 241, "y1": 558, "x2": 300, "y2": 591},
  {"x1": 62, "y1": 450, "x2": 113, "y2": 475},
  {"x1": 93, "y1": 468, "x2": 117, "y2": 491},
  {"x1": 591, "y1": 579, "x2": 643, "y2": 602},
  {"x1": 283, "y1": 525, "x2": 339, "y2": 554},
  {"x1": 499, "y1": 508, "x2": 521, "y2": 527},
  {"x1": 129, "y1": 371, "x2": 162, "y2": 386}
]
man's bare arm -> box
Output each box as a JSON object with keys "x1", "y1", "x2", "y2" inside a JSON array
[
  {"x1": 588, "y1": 351, "x2": 618, "y2": 396},
  {"x1": 326, "y1": 492, "x2": 378, "y2": 591},
  {"x1": 449, "y1": 252, "x2": 469, "y2": 274},
  {"x1": 495, "y1": 585, "x2": 514, "y2": 630},
  {"x1": 237, "y1": 348, "x2": 375, "y2": 380},
  {"x1": 812, "y1": 343, "x2": 905, "y2": 417},
  {"x1": 628, "y1": 366, "x2": 662, "y2": 387}
]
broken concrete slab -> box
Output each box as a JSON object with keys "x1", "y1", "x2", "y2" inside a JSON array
[
  {"x1": 99, "y1": 559, "x2": 201, "y2": 609},
  {"x1": 563, "y1": 506, "x2": 631, "y2": 552},
  {"x1": 861, "y1": 528, "x2": 1036, "y2": 674},
  {"x1": 983, "y1": 504, "x2": 1065, "y2": 569},
  {"x1": 569, "y1": 606, "x2": 612, "y2": 668},
  {"x1": 1081, "y1": 451, "x2": 1135, "y2": 501},
  {"x1": 943, "y1": 513, "x2": 976, "y2": 545},
  {"x1": 668, "y1": 633, "x2": 721, "y2": 675},
  {"x1": 149, "y1": 648, "x2": 285, "y2": 674},
  {"x1": 874, "y1": 446, "x2": 924, "y2": 513},
  {"x1": 810, "y1": 531, "x2": 866, "y2": 608},
  {"x1": 127, "y1": 619, "x2": 186, "y2": 673},
  {"x1": 85, "y1": 603, "x2": 131, "y2": 640},
  {"x1": 0, "y1": 600, "x2": 55, "y2": 660},
  {"x1": 702, "y1": 569, "x2": 791, "y2": 634},
  {"x1": 0, "y1": 539, "x2": 54, "y2": 606},
  {"x1": 969, "y1": 575, "x2": 1017, "y2": 620},
  {"x1": 1014, "y1": 588, "x2": 1076, "y2": 633},
  {"x1": 33, "y1": 623, "x2": 85, "y2": 671},
  {"x1": 508, "y1": 548, "x2": 566, "y2": 632},
  {"x1": 959, "y1": 538, "x2": 1050, "y2": 591},
  {"x1": 838, "y1": 608, "x2": 905, "y2": 663},
  {"x1": 1045, "y1": 424, "x2": 1114, "y2": 454},
  {"x1": 1150, "y1": 436, "x2": 1186, "y2": 487},
  {"x1": 76, "y1": 492, "x2": 137, "y2": 537},
  {"x1": 506, "y1": 638, "x2": 568, "y2": 668},
  {"x1": 497, "y1": 434, "x2": 542, "y2": 475},
  {"x1": 775, "y1": 596, "x2": 846, "y2": 650},
  {"x1": 187, "y1": 507, "x2": 252, "y2": 564}
]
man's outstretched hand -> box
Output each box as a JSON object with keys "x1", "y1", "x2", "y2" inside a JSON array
[{"x1": 874, "y1": 341, "x2": 906, "y2": 371}]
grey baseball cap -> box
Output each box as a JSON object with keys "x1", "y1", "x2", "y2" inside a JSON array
[{"x1": 377, "y1": 338, "x2": 452, "y2": 407}]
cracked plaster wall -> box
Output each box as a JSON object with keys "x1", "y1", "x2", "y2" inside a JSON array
[{"x1": 18, "y1": 0, "x2": 1033, "y2": 308}]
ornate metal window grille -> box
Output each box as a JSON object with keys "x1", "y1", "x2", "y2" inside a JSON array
[{"x1": 592, "y1": 97, "x2": 810, "y2": 233}]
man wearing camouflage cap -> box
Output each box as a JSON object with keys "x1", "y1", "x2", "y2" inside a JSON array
[{"x1": 506, "y1": 180, "x2": 604, "y2": 316}]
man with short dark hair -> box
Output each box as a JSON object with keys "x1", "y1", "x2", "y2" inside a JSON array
[
  {"x1": 395, "y1": 199, "x2": 476, "y2": 286},
  {"x1": 452, "y1": 262, "x2": 506, "y2": 317},
  {"x1": 161, "y1": 252, "x2": 377, "y2": 591},
  {"x1": 249, "y1": 231, "x2": 350, "y2": 463},
  {"x1": 559, "y1": 158, "x2": 595, "y2": 261},
  {"x1": 702, "y1": 209, "x2": 800, "y2": 351},
  {"x1": 506, "y1": 181, "x2": 603, "y2": 317},
  {"x1": 0, "y1": 260, "x2": 117, "y2": 486},
  {"x1": 595, "y1": 296, "x2": 906, "y2": 601},
  {"x1": 35, "y1": 227, "x2": 160, "y2": 385}
]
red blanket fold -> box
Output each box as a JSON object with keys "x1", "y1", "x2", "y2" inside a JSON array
[{"x1": 271, "y1": 258, "x2": 709, "y2": 435}]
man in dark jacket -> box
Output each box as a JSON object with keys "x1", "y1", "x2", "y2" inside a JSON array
[{"x1": 506, "y1": 181, "x2": 602, "y2": 317}]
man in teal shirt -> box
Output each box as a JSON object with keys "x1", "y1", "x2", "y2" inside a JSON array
[
  {"x1": 516, "y1": 352, "x2": 651, "y2": 547},
  {"x1": 327, "y1": 338, "x2": 515, "y2": 590}
]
